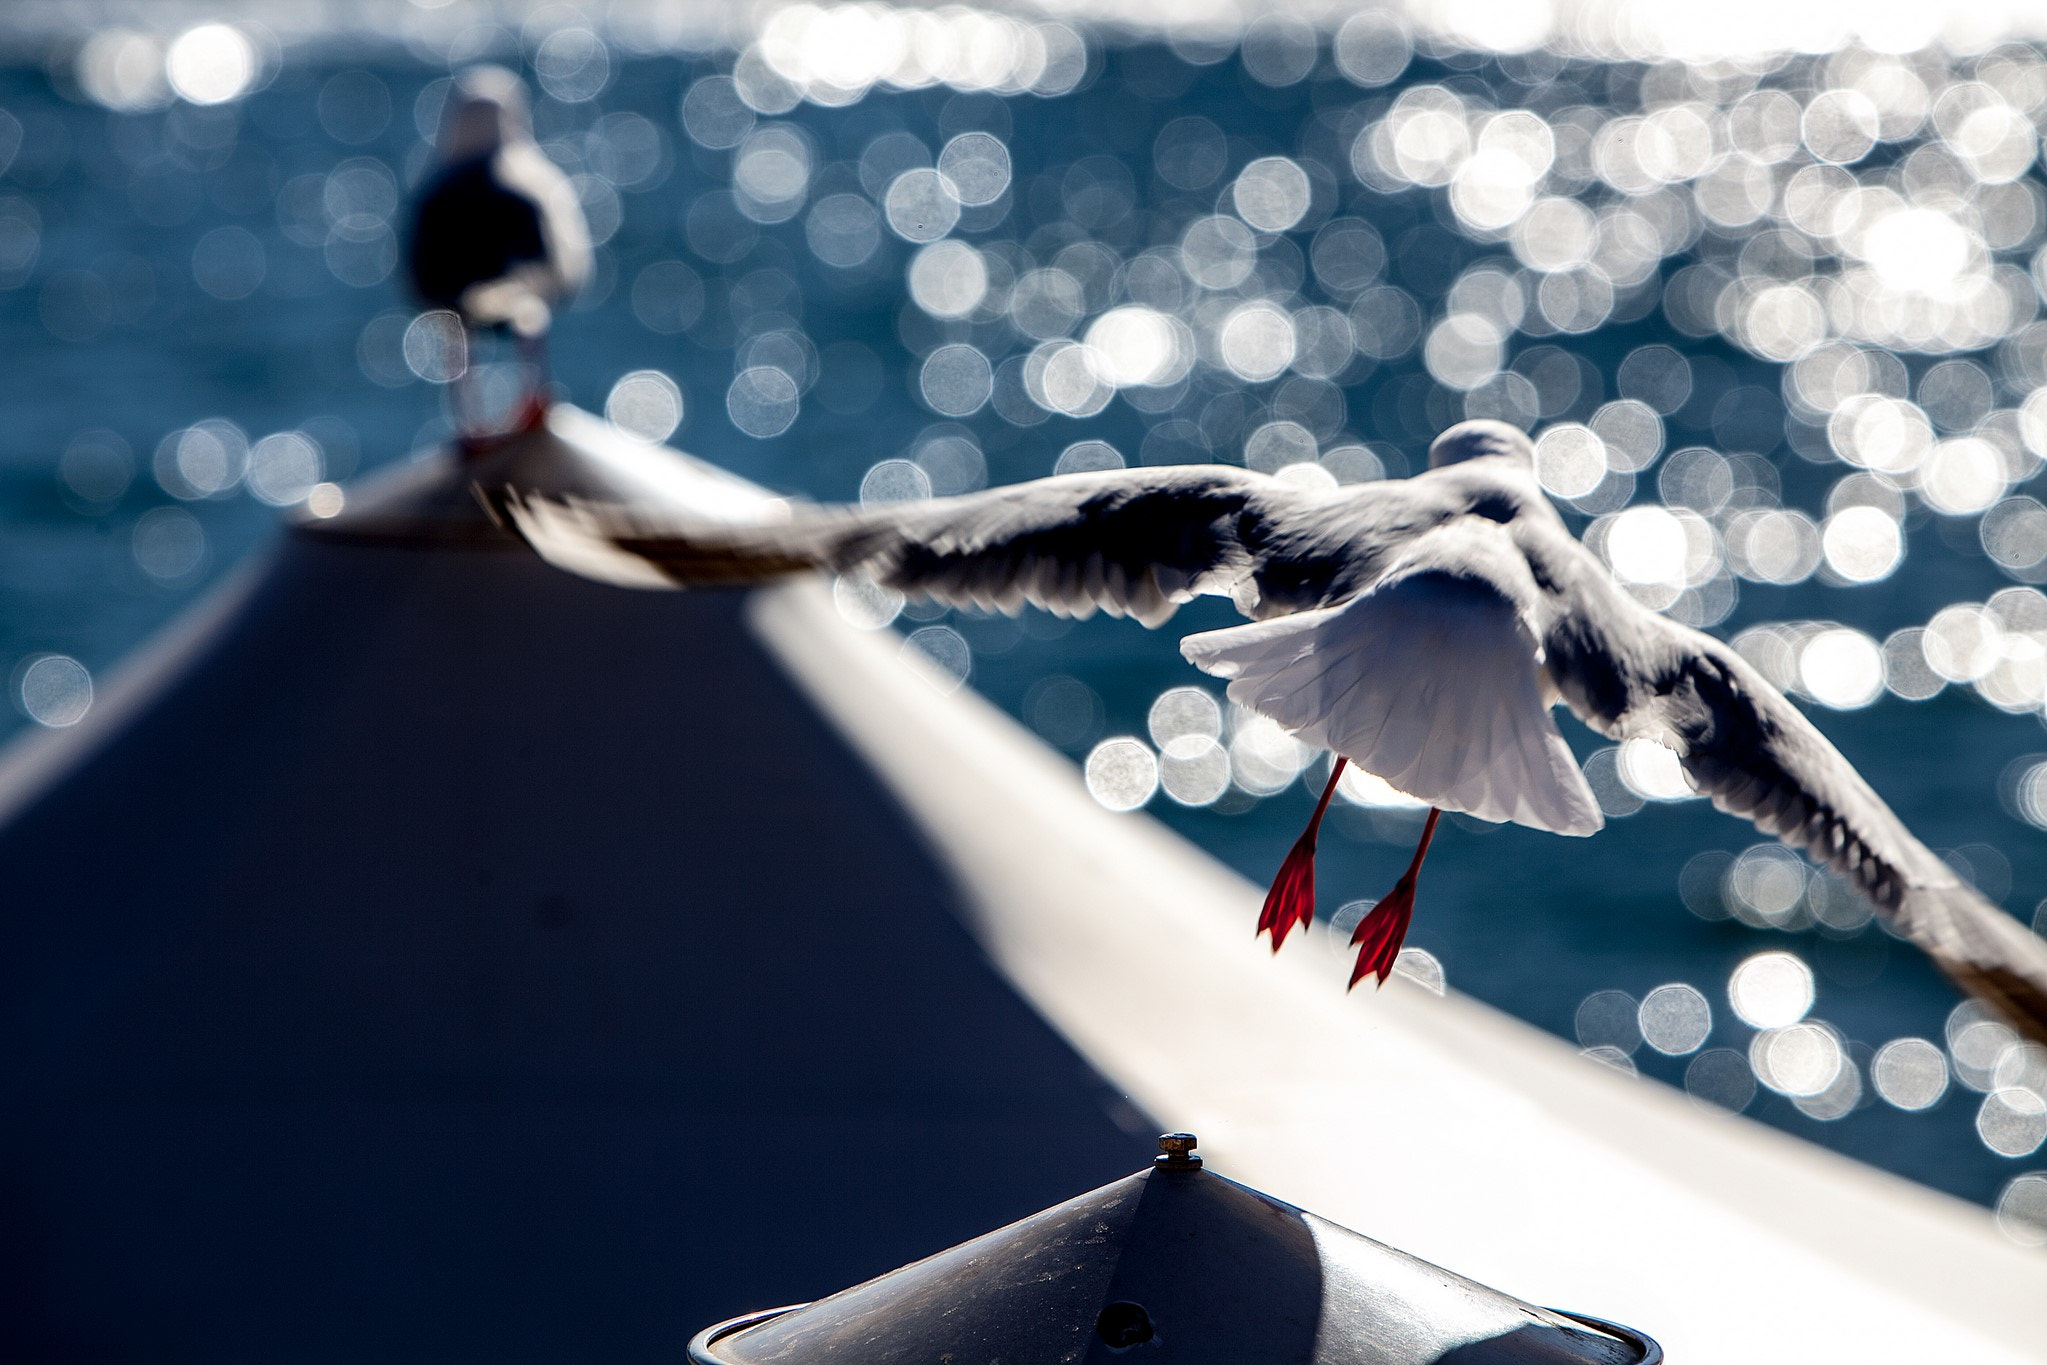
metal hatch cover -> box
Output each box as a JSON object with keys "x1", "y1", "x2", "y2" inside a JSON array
[{"x1": 689, "y1": 1135, "x2": 1658, "y2": 1364}]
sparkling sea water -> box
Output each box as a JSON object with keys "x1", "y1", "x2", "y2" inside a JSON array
[{"x1": 4, "y1": 8, "x2": 2047, "y2": 1235}]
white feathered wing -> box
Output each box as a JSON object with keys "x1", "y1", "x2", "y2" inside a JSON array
[{"x1": 1181, "y1": 562, "x2": 1602, "y2": 837}]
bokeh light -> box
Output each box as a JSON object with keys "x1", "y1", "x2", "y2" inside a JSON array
[
  {"x1": 16, "y1": 655, "x2": 92, "y2": 728},
  {"x1": 1086, "y1": 736, "x2": 1159, "y2": 812},
  {"x1": 606, "y1": 371, "x2": 685, "y2": 443},
  {"x1": 165, "y1": 25, "x2": 257, "y2": 107},
  {"x1": 24, "y1": 0, "x2": 2047, "y2": 1221},
  {"x1": 1874, "y1": 1038, "x2": 1951, "y2": 1111},
  {"x1": 1728, "y1": 951, "x2": 1816, "y2": 1029},
  {"x1": 1638, "y1": 983, "x2": 1712, "y2": 1056}
]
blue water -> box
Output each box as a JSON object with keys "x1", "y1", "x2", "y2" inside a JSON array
[{"x1": 3, "y1": 32, "x2": 2045, "y2": 1216}]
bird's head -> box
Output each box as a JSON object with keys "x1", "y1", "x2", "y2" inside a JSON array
[
  {"x1": 435, "y1": 65, "x2": 532, "y2": 162},
  {"x1": 1427, "y1": 420, "x2": 1536, "y2": 471}
]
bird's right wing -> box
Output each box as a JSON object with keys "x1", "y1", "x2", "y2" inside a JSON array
[
  {"x1": 1559, "y1": 604, "x2": 2047, "y2": 1045},
  {"x1": 492, "y1": 466, "x2": 1323, "y2": 629}
]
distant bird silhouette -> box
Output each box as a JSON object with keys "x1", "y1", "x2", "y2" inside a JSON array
[
  {"x1": 488, "y1": 420, "x2": 2047, "y2": 1045},
  {"x1": 408, "y1": 65, "x2": 590, "y2": 439}
]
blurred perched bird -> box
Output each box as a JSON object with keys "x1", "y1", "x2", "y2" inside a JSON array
[
  {"x1": 407, "y1": 66, "x2": 590, "y2": 437},
  {"x1": 487, "y1": 420, "x2": 2047, "y2": 1044}
]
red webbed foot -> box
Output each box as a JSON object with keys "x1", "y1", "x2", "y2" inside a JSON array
[
  {"x1": 1347, "y1": 877, "x2": 1416, "y2": 987},
  {"x1": 1257, "y1": 757, "x2": 1348, "y2": 953},
  {"x1": 1348, "y1": 807, "x2": 1441, "y2": 990},
  {"x1": 1258, "y1": 831, "x2": 1318, "y2": 951}
]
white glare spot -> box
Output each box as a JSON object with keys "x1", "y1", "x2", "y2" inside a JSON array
[
  {"x1": 1219, "y1": 303, "x2": 1295, "y2": 382},
  {"x1": 534, "y1": 28, "x2": 610, "y2": 104},
  {"x1": 1639, "y1": 984, "x2": 1712, "y2": 1055},
  {"x1": 1158, "y1": 739, "x2": 1230, "y2": 807},
  {"x1": 833, "y1": 574, "x2": 902, "y2": 631},
  {"x1": 884, "y1": 168, "x2": 961, "y2": 243},
  {"x1": 1148, "y1": 687, "x2": 1222, "y2": 749},
  {"x1": 1998, "y1": 1173, "x2": 2047, "y2": 1246},
  {"x1": 77, "y1": 31, "x2": 169, "y2": 112},
  {"x1": 1392, "y1": 948, "x2": 1445, "y2": 995},
  {"x1": 1863, "y1": 208, "x2": 1970, "y2": 295},
  {"x1": 1921, "y1": 439, "x2": 2008, "y2": 516},
  {"x1": 1821, "y1": 506, "x2": 1903, "y2": 583},
  {"x1": 1873, "y1": 1038, "x2": 1950, "y2": 1111},
  {"x1": 1334, "y1": 14, "x2": 1411, "y2": 88},
  {"x1": 1275, "y1": 464, "x2": 1339, "y2": 494},
  {"x1": 246, "y1": 432, "x2": 322, "y2": 507},
  {"x1": 919, "y1": 344, "x2": 991, "y2": 418},
  {"x1": 160, "y1": 420, "x2": 247, "y2": 500},
  {"x1": 681, "y1": 76, "x2": 754, "y2": 150},
  {"x1": 1423, "y1": 313, "x2": 1504, "y2": 391},
  {"x1": 1086, "y1": 737, "x2": 1159, "y2": 812},
  {"x1": 1799, "y1": 628, "x2": 1885, "y2": 709},
  {"x1": 907, "y1": 241, "x2": 987, "y2": 319},
  {"x1": 1924, "y1": 605, "x2": 2001, "y2": 682},
  {"x1": 1752, "y1": 1023, "x2": 1844, "y2": 1098},
  {"x1": 1244, "y1": 421, "x2": 1317, "y2": 473},
  {"x1": 304, "y1": 483, "x2": 345, "y2": 519},
  {"x1": 1025, "y1": 340, "x2": 1112, "y2": 417},
  {"x1": 1979, "y1": 1090, "x2": 2047, "y2": 1157},
  {"x1": 734, "y1": 126, "x2": 812, "y2": 216},
  {"x1": 165, "y1": 24, "x2": 256, "y2": 106},
  {"x1": 17, "y1": 655, "x2": 92, "y2": 728},
  {"x1": 1180, "y1": 216, "x2": 1257, "y2": 290},
  {"x1": 1951, "y1": 1009, "x2": 2020, "y2": 1092},
  {"x1": 1605, "y1": 507, "x2": 1687, "y2": 584},
  {"x1": 1229, "y1": 712, "x2": 1309, "y2": 794},
  {"x1": 901, "y1": 625, "x2": 970, "y2": 694},
  {"x1": 1055, "y1": 440, "x2": 1123, "y2": 475},
  {"x1": 1533, "y1": 425, "x2": 1605, "y2": 499},
  {"x1": 1232, "y1": 157, "x2": 1311, "y2": 233},
  {"x1": 1617, "y1": 738, "x2": 1695, "y2": 801},
  {"x1": 937, "y1": 132, "x2": 1010, "y2": 207},
  {"x1": 402, "y1": 311, "x2": 466, "y2": 384},
  {"x1": 606, "y1": 370, "x2": 684, "y2": 443},
  {"x1": 1729, "y1": 951, "x2": 1815, "y2": 1029},
  {"x1": 2009, "y1": 760, "x2": 2047, "y2": 831},
  {"x1": 726, "y1": 367, "x2": 800, "y2": 438},
  {"x1": 1084, "y1": 307, "x2": 1186, "y2": 388},
  {"x1": 860, "y1": 458, "x2": 930, "y2": 505}
]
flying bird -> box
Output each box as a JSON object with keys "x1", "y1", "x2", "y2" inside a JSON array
[
  {"x1": 407, "y1": 65, "x2": 591, "y2": 440},
  {"x1": 486, "y1": 420, "x2": 2047, "y2": 1046}
]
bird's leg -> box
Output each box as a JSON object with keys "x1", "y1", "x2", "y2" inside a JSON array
[
  {"x1": 514, "y1": 328, "x2": 551, "y2": 433},
  {"x1": 1258, "y1": 756, "x2": 1348, "y2": 953},
  {"x1": 453, "y1": 331, "x2": 486, "y2": 453},
  {"x1": 1348, "y1": 807, "x2": 1442, "y2": 989}
]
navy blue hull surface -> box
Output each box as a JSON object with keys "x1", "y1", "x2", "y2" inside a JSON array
[{"x1": 0, "y1": 538, "x2": 1150, "y2": 1362}]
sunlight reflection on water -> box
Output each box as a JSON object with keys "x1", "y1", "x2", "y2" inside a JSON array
[{"x1": 14, "y1": 0, "x2": 2047, "y2": 1213}]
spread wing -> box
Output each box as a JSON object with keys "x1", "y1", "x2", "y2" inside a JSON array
[
  {"x1": 1180, "y1": 522, "x2": 1602, "y2": 836},
  {"x1": 491, "y1": 465, "x2": 1389, "y2": 629},
  {"x1": 1549, "y1": 587, "x2": 2047, "y2": 1046}
]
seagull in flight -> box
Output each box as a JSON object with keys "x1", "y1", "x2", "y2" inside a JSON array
[
  {"x1": 408, "y1": 65, "x2": 590, "y2": 443},
  {"x1": 487, "y1": 420, "x2": 2047, "y2": 1045}
]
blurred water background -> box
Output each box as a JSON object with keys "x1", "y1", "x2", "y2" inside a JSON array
[{"x1": 3, "y1": 0, "x2": 2047, "y2": 1241}]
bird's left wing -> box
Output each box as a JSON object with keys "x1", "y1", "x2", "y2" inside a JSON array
[
  {"x1": 492, "y1": 465, "x2": 1332, "y2": 628},
  {"x1": 1552, "y1": 597, "x2": 2047, "y2": 1046}
]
